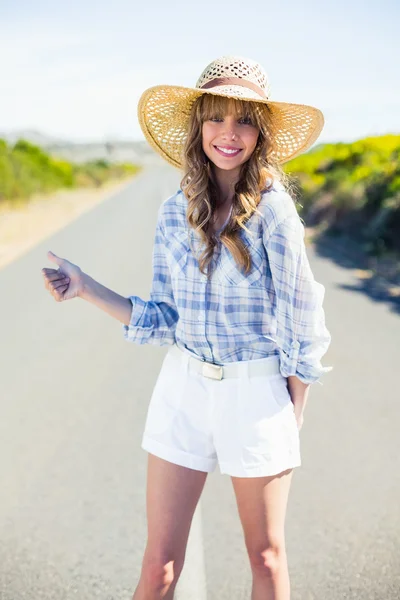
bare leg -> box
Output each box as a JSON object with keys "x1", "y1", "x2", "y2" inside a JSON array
[
  {"x1": 231, "y1": 468, "x2": 294, "y2": 600},
  {"x1": 132, "y1": 453, "x2": 208, "y2": 600}
]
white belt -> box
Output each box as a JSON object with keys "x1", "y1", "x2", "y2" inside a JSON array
[{"x1": 169, "y1": 344, "x2": 281, "y2": 381}]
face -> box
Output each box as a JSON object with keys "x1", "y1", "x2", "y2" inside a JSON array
[{"x1": 201, "y1": 109, "x2": 259, "y2": 178}]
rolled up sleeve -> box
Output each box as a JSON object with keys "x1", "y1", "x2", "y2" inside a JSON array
[
  {"x1": 123, "y1": 212, "x2": 179, "y2": 346},
  {"x1": 264, "y1": 211, "x2": 333, "y2": 386}
]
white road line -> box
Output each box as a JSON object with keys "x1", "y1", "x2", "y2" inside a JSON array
[{"x1": 175, "y1": 501, "x2": 208, "y2": 600}]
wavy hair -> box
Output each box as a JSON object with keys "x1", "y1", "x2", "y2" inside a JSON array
[{"x1": 180, "y1": 94, "x2": 299, "y2": 278}]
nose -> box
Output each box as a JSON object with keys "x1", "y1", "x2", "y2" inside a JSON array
[{"x1": 221, "y1": 116, "x2": 239, "y2": 140}]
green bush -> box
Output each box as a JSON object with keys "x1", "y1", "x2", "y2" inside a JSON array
[
  {"x1": 0, "y1": 138, "x2": 141, "y2": 206},
  {"x1": 284, "y1": 134, "x2": 400, "y2": 256}
]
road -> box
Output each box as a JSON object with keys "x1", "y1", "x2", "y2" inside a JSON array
[{"x1": 1, "y1": 163, "x2": 399, "y2": 599}]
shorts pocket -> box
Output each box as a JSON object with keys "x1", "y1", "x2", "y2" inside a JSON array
[
  {"x1": 267, "y1": 374, "x2": 294, "y2": 412},
  {"x1": 144, "y1": 353, "x2": 185, "y2": 436},
  {"x1": 237, "y1": 375, "x2": 284, "y2": 456}
]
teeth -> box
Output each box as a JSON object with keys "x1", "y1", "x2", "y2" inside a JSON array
[{"x1": 216, "y1": 146, "x2": 240, "y2": 154}]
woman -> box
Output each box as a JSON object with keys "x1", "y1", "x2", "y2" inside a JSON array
[{"x1": 42, "y1": 55, "x2": 333, "y2": 600}]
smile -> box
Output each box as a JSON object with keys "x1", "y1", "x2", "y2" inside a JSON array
[{"x1": 214, "y1": 145, "x2": 242, "y2": 157}]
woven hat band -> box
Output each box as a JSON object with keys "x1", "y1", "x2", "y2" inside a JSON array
[{"x1": 199, "y1": 77, "x2": 267, "y2": 99}]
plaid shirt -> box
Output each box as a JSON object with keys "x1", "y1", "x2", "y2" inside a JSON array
[{"x1": 123, "y1": 181, "x2": 333, "y2": 385}]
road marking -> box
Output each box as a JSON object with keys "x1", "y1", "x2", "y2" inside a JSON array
[{"x1": 175, "y1": 501, "x2": 208, "y2": 599}]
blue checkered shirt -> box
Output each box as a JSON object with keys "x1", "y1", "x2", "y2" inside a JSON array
[{"x1": 122, "y1": 181, "x2": 333, "y2": 385}]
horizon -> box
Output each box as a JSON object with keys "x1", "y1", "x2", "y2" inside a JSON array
[{"x1": 1, "y1": 129, "x2": 399, "y2": 150}]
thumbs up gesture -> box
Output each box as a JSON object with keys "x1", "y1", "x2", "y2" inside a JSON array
[{"x1": 41, "y1": 251, "x2": 85, "y2": 302}]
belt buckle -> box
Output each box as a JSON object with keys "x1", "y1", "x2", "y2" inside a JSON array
[{"x1": 202, "y1": 362, "x2": 223, "y2": 380}]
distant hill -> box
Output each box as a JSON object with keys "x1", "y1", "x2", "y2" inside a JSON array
[
  {"x1": 0, "y1": 129, "x2": 163, "y2": 166},
  {"x1": 0, "y1": 129, "x2": 70, "y2": 147}
]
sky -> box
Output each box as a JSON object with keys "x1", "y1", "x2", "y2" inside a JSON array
[{"x1": 0, "y1": 0, "x2": 399, "y2": 147}]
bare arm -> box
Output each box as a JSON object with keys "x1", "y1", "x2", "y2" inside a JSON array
[
  {"x1": 287, "y1": 376, "x2": 310, "y2": 430},
  {"x1": 42, "y1": 223, "x2": 179, "y2": 347},
  {"x1": 42, "y1": 250, "x2": 132, "y2": 326},
  {"x1": 79, "y1": 272, "x2": 133, "y2": 326}
]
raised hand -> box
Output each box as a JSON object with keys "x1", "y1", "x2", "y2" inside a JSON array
[{"x1": 41, "y1": 250, "x2": 85, "y2": 302}]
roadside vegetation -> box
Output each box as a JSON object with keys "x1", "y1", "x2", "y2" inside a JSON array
[
  {"x1": 1, "y1": 133, "x2": 399, "y2": 265},
  {"x1": 0, "y1": 138, "x2": 140, "y2": 209},
  {"x1": 286, "y1": 134, "x2": 400, "y2": 260}
]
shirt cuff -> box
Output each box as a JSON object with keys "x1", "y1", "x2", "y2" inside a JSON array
[
  {"x1": 122, "y1": 297, "x2": 154, "y2": 341},
  {"x1": 278, "y1": 340, "x2": 334, "y2": 386}
]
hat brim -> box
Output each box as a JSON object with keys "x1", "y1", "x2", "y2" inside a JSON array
[{"x1": 137, "y1": 84, "x2": 324, "y2": 169}]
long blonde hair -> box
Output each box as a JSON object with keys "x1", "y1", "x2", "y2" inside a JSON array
[{"x1": 180, "y1": 94, "x2": 298, "y2": 277}]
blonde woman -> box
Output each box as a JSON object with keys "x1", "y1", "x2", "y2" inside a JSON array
[{"x1": 42, "y1": 56, "x2": 333, "y2": 600}]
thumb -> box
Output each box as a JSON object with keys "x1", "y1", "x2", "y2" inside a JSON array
[{"x1": 47, "y1": 250, "x2": 64, "y2": 266}]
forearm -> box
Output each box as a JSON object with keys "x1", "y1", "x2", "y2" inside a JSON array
[
  {"x1": 78, "y1": 272, "x2": 132, "y2": 326},
  {"x1": 287, "y1": 375, "x2": 310, "y2": 414}
]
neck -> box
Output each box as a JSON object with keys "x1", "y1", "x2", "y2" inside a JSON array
[{"x1": 211, "y1": 165, "x2": 240, "y2": 207}]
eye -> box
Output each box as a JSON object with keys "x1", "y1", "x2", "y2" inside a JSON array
[
  {"x1": 209, "y1": 116, "x2": 222, "y2": 122},
  {"x1": 239, "y1": 116, "x2": 253, "y2": 125}
]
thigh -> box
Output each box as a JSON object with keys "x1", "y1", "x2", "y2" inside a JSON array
[
  {"x1": 230, "y1": 468, "x2": 293, "y2": 552},
  {"x1": 145, "y1": 453, "x2": 208, "y2": 560}
]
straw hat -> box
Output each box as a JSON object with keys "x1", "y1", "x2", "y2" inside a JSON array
[{"x1": 137, "y1": 55, "x2": 325, "y2": 169}]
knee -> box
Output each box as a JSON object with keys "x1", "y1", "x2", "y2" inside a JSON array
[
  {"x1": 248, "y1": 544, "x2": 286, "y2": 578},
  {"x1": 141, "y1": 554, "x2": 184, "y2": 595}
]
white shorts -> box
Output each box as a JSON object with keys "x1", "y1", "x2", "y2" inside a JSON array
[{"x1": 141, "y1": 344, "x2": 301, "y2": 477}]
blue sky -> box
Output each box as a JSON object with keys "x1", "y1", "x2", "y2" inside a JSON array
[{"x1": 0, "y1": 0, "x2": 399, "y2": 147}]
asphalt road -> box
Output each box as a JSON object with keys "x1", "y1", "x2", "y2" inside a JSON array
[{"x1": 0, "y1": 164, "x2": 399, "y2": 599}]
